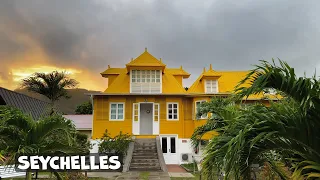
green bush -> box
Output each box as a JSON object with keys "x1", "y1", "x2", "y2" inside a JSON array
[{"x1": 98, "y1": 130, "x2": 132, "y2": 156}]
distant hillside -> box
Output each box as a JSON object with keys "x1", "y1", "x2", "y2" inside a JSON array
[{"x1": 15, "y1": 88, "x2": 100, "y2": 114}]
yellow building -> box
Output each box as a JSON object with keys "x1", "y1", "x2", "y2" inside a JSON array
[{"x1": 90, "y1": 49, "x2": 271, "y2": 164}]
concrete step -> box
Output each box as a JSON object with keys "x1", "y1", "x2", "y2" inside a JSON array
[
  {"x1": 131, "y1": 158, "x2": 159, "y2": 163},
  {"x1": 129, "y1": 166, "x2": 161, "y2": 171},
  {"x1": 133, "y1": 152, "x2": 157, "y2": 156},
  {"x1": 133, "y1": 149, "x2": 157, "y2": 153},
  {"x1": 134, "y1": 145, "x2": 157, "y2": 149},
  {"x1": 130, "y1": 162, "x2": 160, "y2": 166},
  {"x1": 132, "y1": 155, "x2": 158, "y2": 159}
]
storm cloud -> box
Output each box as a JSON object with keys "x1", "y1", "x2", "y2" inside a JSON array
[{"x1": 0, "y1": 0, "x2": 319, "y2": 89}]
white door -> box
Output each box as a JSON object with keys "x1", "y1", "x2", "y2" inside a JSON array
[
  {"x1": 160, "y1": 135, "x2": 178, "y2": 164},
  {"x1": 132, "y1": 103, "x2": 139, "y2": 134}
]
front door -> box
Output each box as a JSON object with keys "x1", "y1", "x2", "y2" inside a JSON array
[
  {"x1": 139, "y1": 103, "x2": 153, "y2": 135},
  {"x1": 161, "y1": 135, "x2": 178, "y2": 164}
]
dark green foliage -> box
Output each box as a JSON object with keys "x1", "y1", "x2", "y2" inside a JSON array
[
  {"x1": 75, "y1": 101, "x2": 92, "y2": 114},
  {"x1": 98, "y1": 130, "x2": 132, "y2": 156},
  {"x1": 0, "y1": 105, "x2": 91, "y2": 180},
  {"x1": 193, "y1": 60, "x2": 320, "y2": 179},
  {"x1": 21, "y1": 71, "x2": 78, "y2": 114}
]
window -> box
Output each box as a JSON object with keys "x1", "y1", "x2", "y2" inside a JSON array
[
  {"x1": 131, "y1": 70, "x2": 161, "y2": 83},
  {"x1": 195, "y1": 100, "x2": 207, "y2": 119},
  {"x1": 167, "y1": 103, "x2": 179, "y2": 120},
  {"x1": 131, "y1": 70, "x2": 161, "y2": 93},
  {"x1": 205, "y1": 80, "x2": 218, "y2": 93},
  {"x1": 109, "y1": 103, "x2": 125, "y2": 120}
]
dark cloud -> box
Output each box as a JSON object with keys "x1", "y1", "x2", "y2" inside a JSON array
[{"x1": 0, "y1": 0, "x2": 319, "y2": 87}]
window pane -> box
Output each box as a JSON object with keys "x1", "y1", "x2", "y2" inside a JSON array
[
  {"x1": 156, "y1": 78, "x2": 160, "y2": 82},
  {"x1": 111, "y1": 104, "x2": 117, "y2": 108},
  {"x1": 111, "y1": 109, "x2": 116, "y2": 114},
  {"x1": 118, "y1": 104, "x2": 123, "y2": 108},
  {"x1": 174, "y1": 115, "x2": 177, "y2": 119},
  {"x1": 168, "y1": 104, "x2": 172, "y2": 108},
  {"x1": 169, "y1": 115, "x2": 172, "y2": 119},
  {"x1": 162, "y1": 137, "x2": 167, "y2": 153},
  {"x1": 169, "y1": 109, "x2": 172, "y2": 114},
  {"x1": 173, "y1": 109, "x2": 177, "y2": 114},
  {"x1": 118, "y1": 114, "x2": 123, "y2": 119},
  {"x1": 111, "y1": 115, "x2": 116, "y2": 119},
  {"x1": 173, "y1": 104, "x2": 177, "y2": 108},
  {"x1": 151, "y1": 78, "x2": 155, "y2": 82},
  {"x1": 132, "y1": 79, "x2": 136, "y2": 83},
  {"x1": 170, "y1": 137, "x2": 176, "y2": 153}
]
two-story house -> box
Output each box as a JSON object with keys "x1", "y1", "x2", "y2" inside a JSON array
[{"x1": 90, "y1": 49, "x2": 265, "y2": 165}]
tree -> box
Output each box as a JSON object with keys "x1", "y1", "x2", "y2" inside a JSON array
[
  {"x1": 21, "y1": 71, "x2": 78, "y2": 115},
  {"x1": 193, "y1": 60, "x2": 320, "y2": 179},
  {"x1": 0, "y1": 106, "x2": 89, "y2": 180},
  {"x1": 75, "y1": 101, "x2": 92, "y2": 114}
]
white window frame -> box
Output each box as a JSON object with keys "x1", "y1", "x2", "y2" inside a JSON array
[
  {"x1": 109, "y1": 102, "x2": 125, "y2": 121},
  {"x1": 130, "y1": 70, "x2": 162, "y2": 93},
  {"x1": 205, "y1": 80, "x2": 218, "y2": 93},
  {"x1": 166, "y1": 102, "x2": 179, "y2": 121},
  {"x1": 195, "y1": 100, "x2": 207, "y2": 119}
]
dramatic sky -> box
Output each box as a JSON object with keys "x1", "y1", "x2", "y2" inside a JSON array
[{"x1": 0, "y1": 0, "x2": 319, "y2": 91}]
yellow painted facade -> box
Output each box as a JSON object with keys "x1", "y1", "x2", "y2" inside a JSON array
[{"x1": 92, "y1": 49, "x2": 274, "y2": 140}]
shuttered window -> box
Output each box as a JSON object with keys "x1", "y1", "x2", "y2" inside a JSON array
[{"x1": 131, "y1": 70, "x2": 161, "y2": 93}]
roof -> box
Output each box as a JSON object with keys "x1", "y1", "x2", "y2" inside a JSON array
[
  {"x1": 126, "y1": 48, "x2": 166, "y2": 71},
  {"x1": 0, "y1": 87, "x2": 50, "y2": 119},
  {"x1": 63, "y1": 115, "x2": 92, "y2": 130},
  {"x1": 165, "y1": 67, "x2": 190, "y2": 78},
  {"x1": 100, "y1": 68, "x2": 125, "y2": 77},
  {"x1": 188, "y1": 67, "x2": 250, "y2": 94}
]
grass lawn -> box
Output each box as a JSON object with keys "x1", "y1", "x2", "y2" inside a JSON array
[{"x1": 139, "y1": 172, "x2": 150, "y2": 180}]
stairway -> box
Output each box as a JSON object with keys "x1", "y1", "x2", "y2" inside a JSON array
[{"x1": 129, "y1": 138, "x2": 162, "y2": 171}]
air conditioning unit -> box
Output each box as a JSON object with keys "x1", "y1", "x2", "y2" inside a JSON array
[{"x1": 181, "y1": 153, "x2": 191, "y2": 162}]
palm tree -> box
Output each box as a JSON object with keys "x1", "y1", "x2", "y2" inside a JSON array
[
  {"x1": 0, "y1": 106, "x2": 88, "y2": 180},
  {"x1": 193, "y1": 60, "x2": 320, "y2": 179},
  {"x1": 21, "y1": 71, "x2": 78, "y2": 114}
]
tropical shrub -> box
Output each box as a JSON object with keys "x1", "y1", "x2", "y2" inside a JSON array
[
  {"x1": 98, "y1": 130, "x2": 132, "y2": 156},
  {"x1": 75, "y1": 101, "x2": 92, "y2": 114},
  {"x1": 0, "y1": 105, "x2": 90, "y2": 180},
  {"x1": 192, "y1": 60, "x2": 320, "y2": 179}
]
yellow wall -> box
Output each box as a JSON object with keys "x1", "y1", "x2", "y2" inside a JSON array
[{"x1": 92, "y1": 95, "x2": 218, "y2": 139}]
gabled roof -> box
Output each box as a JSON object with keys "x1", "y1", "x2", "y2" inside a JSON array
[
  {"x1": 0, "y1": 87, "x2": 50, "y2": 119},
  {"x1": 126, "y1": 48, "x2": 166, "y2": 71},
  {"x1": 188, "y1": 65, "x2": 250, "y2": 94},
  {"x1": 165, "y1": 66, "x2": 190, "y2": 78}
]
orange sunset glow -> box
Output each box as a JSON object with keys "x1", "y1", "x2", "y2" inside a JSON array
[{"x1": 0, "y1": 64, "x2": 107, "y2": 91}]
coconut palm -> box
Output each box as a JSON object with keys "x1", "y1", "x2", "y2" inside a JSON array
[
  {"x1": 0, "y1": 106, "x2": 88, "y2": 180},
  {"x1": 193, "y1": 60, "x2": 320, "y2": 179},
  {"x1": 21, "y1": 71, "x2": 78, "y2": 114}
]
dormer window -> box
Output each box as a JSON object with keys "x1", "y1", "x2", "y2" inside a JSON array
[
  {"x1": 205, "y1": 80, "x2": 218, "y2": 93},
  {"x1": 130, "y1": 70, "x2": 162, "y2": 93}
]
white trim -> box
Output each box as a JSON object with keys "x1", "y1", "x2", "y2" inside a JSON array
[
  {"x1": 166, "y1": 102, "x2": 179, "y2": 121},
  {"x1": 160, "y1": 70, "x2": 162, "y2": 93},
  {"x1": 109, "y1": 102, "x2": 125, "y2": 121},
  {"x1": 132, "y1": 103, "x2": 140, "y2": 134},
  {"x1": 153, "y1": 103, "x2": 160, "y2": 134},
  {"x1": 130, "y1": 70, "x2": 132, "y2": 93},
  {"x1": 195, "y1": 100, "x2": 207, "y2": 120}
]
